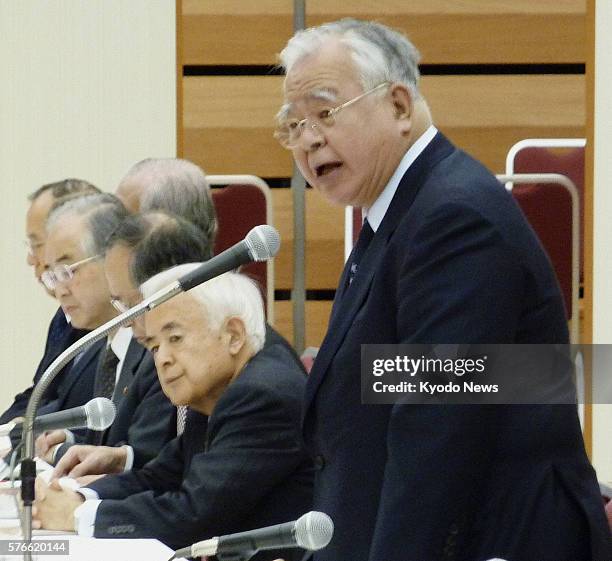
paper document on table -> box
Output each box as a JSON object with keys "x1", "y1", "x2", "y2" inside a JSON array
[{"x1": 0, "y1": 485, "x2": 19, "y2": 520}]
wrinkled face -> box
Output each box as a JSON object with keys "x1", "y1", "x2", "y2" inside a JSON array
[
  {"x1": 25, "y1": 190, "x2": 55, "y2": 294},
  {"x1": 45, "y1": 215, "x2": 116, "y2": 330},
  {"x1": 104, "y1": 244, "x2": 145, "y2": 343},
  {"x1": 144, "y1": 293, "x2": 235, "y2": 414},
  {"x1": 282, "y1": 40, "x2": 403, "y2": 207}
]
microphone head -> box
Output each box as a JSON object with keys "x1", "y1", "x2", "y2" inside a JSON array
[
  {"x1": 245, "y1": 225, "x2": 280, "y2": 261},
  {"x1": 84, "y1": 397, "x2": 116, "y2": 431},
  {"x1": 294, "y1": 511, "x2": 334, "y2": 551}
]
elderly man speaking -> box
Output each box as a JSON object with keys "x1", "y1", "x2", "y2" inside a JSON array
[
  {"x1": 275, "y1": 18, "x2": 611, "y2": 561},
  {"x1": 33, "y1": 268, "x2": 313, "y2": 558}
]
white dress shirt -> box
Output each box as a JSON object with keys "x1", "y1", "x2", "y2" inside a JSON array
[{"x1": 365, "y1": 125, "x2": 438, "y2": 232}]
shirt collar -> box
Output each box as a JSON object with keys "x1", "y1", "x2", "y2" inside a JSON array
[
  {"x1": 365, "y1": 125, "x2": 438, "y2": 232},
  {"x1": 110, "y1": 326, "x2": 133, "y2": 362}
]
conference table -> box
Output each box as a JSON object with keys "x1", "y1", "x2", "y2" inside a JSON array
[{"x1": 0, "y1": 482, "x2": 186, "y2": 561}]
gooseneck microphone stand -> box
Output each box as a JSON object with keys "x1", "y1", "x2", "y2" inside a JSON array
[
  {"x1": 19, "y1": 224, "x2": 280, "y2": 560},
  {"x1": 19, "y1": 280, "x2": 183, "y2": 557}
]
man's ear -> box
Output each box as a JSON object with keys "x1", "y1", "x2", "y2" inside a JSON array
[
  {"x1": 389, "y1": 83, "x2": 414, "y2": 133},
  {"x1": 223, "y1": 317, "x2": 247, "y2": 355}
]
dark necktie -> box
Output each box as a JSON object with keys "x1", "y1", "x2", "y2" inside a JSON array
[
  {"x1": 93, "y1": 345, "x2": 119, "y2": 401},
  {"x1": 348, "y1": 219, "x2": 375, "y2": 285}
]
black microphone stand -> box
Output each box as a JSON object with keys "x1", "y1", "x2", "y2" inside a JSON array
[{"x1": 19, "y1": 280, "x2": 182, "y2": 559}]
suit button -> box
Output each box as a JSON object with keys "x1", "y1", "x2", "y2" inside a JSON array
[
  {"x1": 122, "y1": 386, "x2": 129, "y2": 396},
  {"x1": 314, "y1": 455, "x2": 326, "y2": 470}
]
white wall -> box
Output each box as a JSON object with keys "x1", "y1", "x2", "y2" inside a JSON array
[
  {"x1": 592, "y1": 1, "x2": 612, "y2": 483},
  {"x1": 0, "y1": 1, "x2": 176, "y2": 412}
]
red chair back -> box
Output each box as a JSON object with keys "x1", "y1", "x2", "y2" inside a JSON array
[
  {"x1": 512, "y1": 144, "x2": 584, "y2": 278},
  {"x1": 511, "y1": 181, "x2": 573, "y2": 318},
  {"x1": 211, "y1": 183, "x2": 269, "y2": 313}
]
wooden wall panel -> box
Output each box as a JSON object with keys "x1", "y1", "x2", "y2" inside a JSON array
[
  {"x1": 273, "y1": 188, "x2": 344, "y2": 290},
  {"x1": 274, "y1": 300, "x2": 333, "y2": 348},
  {"x1": 182, "y1": 0, "x2": 585, "y2": 66},
  {"x1": 182, "y1": 75, "x2": 290, "y2": 177},
  {"x1": 182, "y1": 0, "x2": 293, "y2": 65},
  {"x1": 184, "y1": 74, "x2": 585, "y2": 290},
  {"x1": 183, "y1": 74, "x2": 585, "y2": 176}
]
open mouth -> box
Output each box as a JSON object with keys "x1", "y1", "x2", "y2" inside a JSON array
[{"x1": 316, "y1": 162, "x2": 342, "y2": 177}]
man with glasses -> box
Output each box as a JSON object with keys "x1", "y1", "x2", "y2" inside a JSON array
[
  {"x1": 37, "y1": 158, "x2": 217, "y2": 476},
  {"x1": 33, "y1": 194, "x2": 126, "y2": 463},
  {"x1": 276, "y1": 18, "x2": 611, "y2": 561},
  {"x1": 1, "y1": 180, "x2": 100, "y2": 432},
  {"x1": 36, "y1": 194, "x2": 177, "y2": 474}
]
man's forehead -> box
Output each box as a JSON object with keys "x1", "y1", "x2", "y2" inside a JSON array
[{"x1": 46, "y1": 224, "x2": 84, "y2": 262}]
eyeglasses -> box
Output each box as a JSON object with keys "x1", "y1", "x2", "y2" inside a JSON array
[
  {"x1": 274, "y1": 82, "x2": 390, "y2": 149},
  {"x1": 110, "y1": 298, "x2": 130, "y2": 314},
  {"x1": 41, "y1": 255, "x2": 101, "y2": 291}
]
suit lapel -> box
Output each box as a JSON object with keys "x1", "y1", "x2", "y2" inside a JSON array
[
  {"x1": 58, "y1": 338, "x2": 106, "y2": 403},
  {"x1": 304, "y1": 133, "x2": 455, "y2": 415},
  {"x1": 111, "y1": 337, "x2": 144, "y2": 405}
]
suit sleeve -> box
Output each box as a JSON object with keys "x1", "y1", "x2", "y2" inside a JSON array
[
  {"x1": 88, "y1": 433, "x2": 185, "y2": 500},
  {"x1": 369, "y1": 203, "x2": 520, "y2": 560},
  {"x1": 92, "y1": 382, "x2": 306, "y2": 548}
]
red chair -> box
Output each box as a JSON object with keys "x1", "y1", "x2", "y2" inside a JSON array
[
  {"x1": 497, "y1": 173, "x2": 579, "y2": 344},
  {"x1": 206, "y1": 175, "x2": 274, "y2": 322},
  {"x1": 506, "y1": 139, "x2": 585, "y2": 280}
]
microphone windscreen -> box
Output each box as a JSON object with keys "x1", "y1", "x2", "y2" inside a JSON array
[
  {"x1": 85, "y1": 397, "x2": 116, "y2": 431},
  {"x1": 245, "y1": 225, "x2": 280, "y2": 261},
  {"x1": 295, "y1": 511, "x2": 334, "y2": 551}
]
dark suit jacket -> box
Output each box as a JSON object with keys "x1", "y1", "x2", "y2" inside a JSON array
[
  {"x1": 55, "y1": 337, "x2": 177, "y2": 469},
  {"x1": 305, "y1": 133, "x2": 611, "y2": 561},
  {"x1": 3, "y1": 309, "x2": 103, "y2": 451},
  {"x1": 88, "y1": 334, "x2": 314, "y2": 556},
  {"x1": 1, "y1": 308, "x2": 94, "y2": 425}
]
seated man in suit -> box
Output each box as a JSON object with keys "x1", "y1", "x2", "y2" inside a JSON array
[
  {"x1": 29, "y1": 194, "x2": 127, "y2": 459},
  {"x1": 38, "y1": 158, "x2": 217, "y2": 474},
  {"x1": 50, "y1": 211, "x2": 297, "y2": 479},
  {"x1": 33, "y1": 267, "x2": 314, "y2": 557},
  {"x1": 35, "y1": 196, "x2": 178, "y2": 472},
  {"x1": 1, "y1": 179, "x2": 101, "y2": 428},
  {"x1": 5, "y1": 192, "x2": 123, "y2": 456},
  {"x1": 114, "y1": 157, "x2": 217, "y2": 251}
]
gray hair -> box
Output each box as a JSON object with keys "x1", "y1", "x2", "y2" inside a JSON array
[
  {"x1": 141, "y1": 266, "x2": 265, "y2": 353},
  {"x1": 278, "y1": 18, "x2": 421, "y2": 104},
  {"x1": 46, "y1": 193, "x2": 128, "y2": 257},
  {"x1": 28, "y1": 178, "x2": 100, "y2": 202},
  {"x1": 120, "y1": 158, "x2": 217, "y2": 249}
]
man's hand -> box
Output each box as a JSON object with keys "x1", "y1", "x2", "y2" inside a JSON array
[
  {"x1": 35, "y1": 430, "x2": 66, "y2": 463},
  {"x1": 32, "y1": 478, "x2": 83, "y2": 531},
  {"x1": 52, "y1": 445, "x2": 127, "y2": 479}
]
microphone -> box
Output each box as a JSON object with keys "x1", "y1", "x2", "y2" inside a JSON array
[
  {"x1": 0, "y1": 397, "x2": 116, "y2": 436},
  {"x1": 177, "y1": 225, "x2": 280, "y2": 291},
  {"x1": 172, "y1": 511, "x2": 333, "y2": 560}
]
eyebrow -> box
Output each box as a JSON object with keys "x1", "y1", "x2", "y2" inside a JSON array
[
  {"x1": 54, "y1": 253, "x2": 72, "y2": 264},
  {"x1": 279, "y1": 88, "x2": 339, "y2": 121},
  {"x1": 161, "y1": 321, "x2": 182, "y2": 332},
  {"x1": 309, "y1": 88, "x2": 339, "y2": 103},
  {"x1": 143, "y1": 321, "x2": 183, "y2": 347}
]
